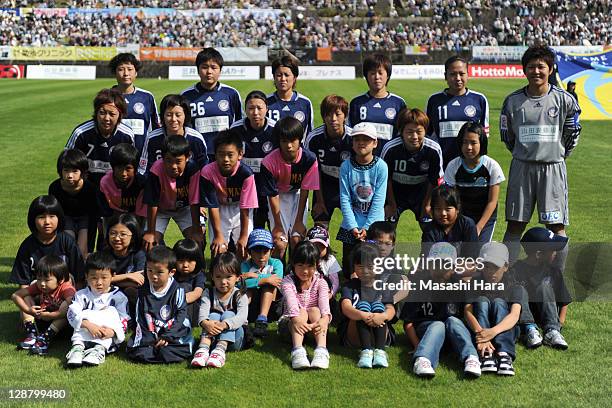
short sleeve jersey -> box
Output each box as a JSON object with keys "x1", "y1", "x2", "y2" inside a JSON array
[{"x1": 266, "y1": 91, "x2": 314, "y2": 136}]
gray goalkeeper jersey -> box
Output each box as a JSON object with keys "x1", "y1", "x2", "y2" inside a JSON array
[{"x1": 500, "y1": 85, "x2": 581, "y2": 163}]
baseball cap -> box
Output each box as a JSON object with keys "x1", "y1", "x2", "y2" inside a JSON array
[
  {"x1": 306, "y1": 225, "x2": 330, "y2": 247},
  {"x1": 479, "y1": 242, "x2": 509, "y2": 267},
  {"x1": 247, "y1": 228, "x2": 273, "y2": 250},
  {"x1": 428, "y1": 242, "x2": 457, "y2": 261},
  {"x1": 520, "y1": 227, "x2": 568, "y2": 253},
  {"x1": 351, "y1": 122, "x2": 378, "y2": 140}
]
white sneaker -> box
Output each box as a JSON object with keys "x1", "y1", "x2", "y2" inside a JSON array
[
  {"x1": 291, "y1": 347, "x2": 310, "y2": 370},
  {"x1": 310, "y1": 347, "x2": 329, "y2": 369},
  {"x1": 543, "y1": 329, "x2": 568, "y2": 350},
  {"x1": 82, "y1": 345, "x2": 106, "y2": 366},
  {"x1": 66, "y1": 344, "x2": 84, "y2": 367},
  {"x1": 464, "y1": 355, "x2": 482, "y2": 377},
  {"x1": 413, "y1": 357, "x2": 435, "y2": 377},
  {"x1": 525, "y1": 327, "x2": 543, "y2": 349},
  {"x1": 207, "y1": 349, "x2": 226, "y2": 368},
  {"x1": 190, "y1": 348, "x2": 210, "y2": 368}
]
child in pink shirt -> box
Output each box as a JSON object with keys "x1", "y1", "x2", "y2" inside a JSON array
[
  {"x1": 259, "y1": 117, "x2": 319, "y2": 258},
  {"x1": 279, "y1": 241, "x2": 330, "y2": 370},
  {"x1": 143, "y1": 135, "x2": 202, "y2": 250},
  {"x1": 200, "y1": 130, "x2": 258, "y2": 259}
]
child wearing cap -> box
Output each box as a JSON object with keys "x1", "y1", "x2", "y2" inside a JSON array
[
  {"x1": 307, "y1": 226, "x2": 341, "y2": 298},
  {"x1": 401, "y1": 242, "x2": 482, "y2": 378},
  {"x1": 510, "y1": 227, "x2": 571, "y2": 350},
  {"x1": 337, "y1": 122, "x2": 388, "y2": 275},
  {"x1": 241, "y1": 229, "x2": 284, "y2": 337},
  {"x1": 464, "y1": 242, "x2": 522, "y2": 376}
]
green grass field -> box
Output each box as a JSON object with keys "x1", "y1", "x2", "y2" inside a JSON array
[{"x1": 0, "y1": 78, "x2": 610, "y2": 407}]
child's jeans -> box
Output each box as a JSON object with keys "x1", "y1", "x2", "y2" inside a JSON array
[
  {"x1": 414, "y1": 317, "x2": 477, "y2": 368},
  {"x1": 517, "y1": 280, "x2": 561, "y2": 332},
  {"x1": 472, "y1": 296, "x2": 519, "y2": 358},
  {"x1": 206, "y1": 311, "x2": 244, "y2": 351}
]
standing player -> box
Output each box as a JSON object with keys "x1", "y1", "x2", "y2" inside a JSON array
[
  {"x1": 66, "y1": 88, "x2": 135, "y2": 187},
  {"x1": 500, "y1": 45, "x2": 581, "y2": 264},
  {"x1": 181, "y1": 48, "x2": 242, "y2": 162},
  {"x1": 381, "y1": 108, "x2": 443, "y2": 230},
  {"x1": 304, "y1": 94, "x2": 353, "y2": 228},
  {"x1": 426, "y1": 56, "x2": 489, "y2": 167},
  {"x1": 109, "y1": 53, "x2": 160, "y2": 154},
  {"x1": 230, "y1": 90, "x2": 277, "y2": 228},
  {"x1": 348, "y1": 53, "x2": 406, "y2": 154},
  {"x1": 138, "y1": 94, "x2": 208, "y2": 174},
  {"x1": 266, "y1": 55, "x2": 314, "y2": 136}
]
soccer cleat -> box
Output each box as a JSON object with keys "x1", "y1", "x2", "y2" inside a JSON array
[
  {"x1": 464, "y1": 355, "x2": 482, "y2": 378},
  {"x1": 207, "y1": 349, "x2": 226, "y2": 368},
  {"x1": 497, "y1": 354, "x2": 516, "y2": 376},
  {"x1": 66, "y1": 345, "x2": 85, "y2": 368},
  {"x1": 290, "y1": 347, "x2": 310, "y2": 370},
  {"x1": 310, "y1": 347, "x2": 329, "y2": 369},
  {"x1": 543, "y1": 329, "x2": 568, "y2": 350},
  {"x1": 29, "y1": 337, "x2": 49, "y2": 356},
  {"x1": 190, "y1": 348, "x2": 210, "y2": 368},
  {"x1": 82, "y1": 345, "x2": 106, "y2": 366},
  {"x1": 357, "y1": 349, "x2": 374, "y2": 369},
  {"x1": 524, "y1": 327, "x2": 543, "y2": 349},
  {"x1": 413, "y1": 357, "x2": 435, "y2": 377},
  {"x1": 253, "y1": 321, "x2": 269, "y2": 338},
  {"x1": 372, "y1": 349, "x2": 389, "y2": 368},
  {"x1": 18, "y1": 335, "x2": 37, "y2": 350},
  {"x1": 480, "y1": 351, "x2": 497, "y2": 373}
]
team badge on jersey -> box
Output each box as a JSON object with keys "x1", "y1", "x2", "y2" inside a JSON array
[
  {"x1": 548, "y1": 107, "x2": 559, "y2": 118},
  {"x1": 447, "y1": 303, "x2": 458, "y2": 316},
  {"x1": 262, "y1": 141, "x2": 273, "y2": 153},
  {"x1": 500, "y1": 114, "x2": 508, "y2": 130},
  {"x1": 218, "y1": 100, "x2": 229, "y2": 112},
  {"x1": 160, "y1": 304, "x2": 171, "y2": 320},
  {"x1": 294, "y1": 111, "x2": 305, "y2": 122},
  {"x1": 341, "y1": 151, "x2": 351, "y2": 161},
  {"x1": 420, "y1": 161, "x2": 430, "y2": 171},
  {"x1": 464, "y1": 105, "x2": 476, "y2": 118},
  {"x1": 385, "y1": 108, "x2": 396, "y2": 120},
  {"x1": 134, "y1": 102, "x2": 145, "y2": 114}
]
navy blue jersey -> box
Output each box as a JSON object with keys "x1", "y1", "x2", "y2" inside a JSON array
[
  {"x1": 137, "y1": 127, "x2": 208, "y2": 175},
  {"x1": 348, "y1": 92, "x2": 406, "y2": 153},
  {"x1": 304, "y1": 124, "x2": 353, "y2": 197},
  {"x1": 421, "y1": 214, "x2": 479, "y2": 259},
  {"x1": 11, "y1": 232, "x2": 85, "y2": 285},
  {"x1": 109, "y1": 248, "x2": 146, "y2": 274},
  {"x1": 230, "y1": 117, "x2": 277, "y2": 174},
  {"x1": 48, "y1": 178, "x2": 99, "y2": 218},
  {"x1": 444, "y1": 155, "x2": 505, "y2": 221},
  {"x1": 181, "y1": 82, "x2": 243, "y2": 156},
  {"x1": 129, "y1": 278, "x2": 192, "y2": 347},
  {"x1": 266, "y1": 91, "x2": 314, "y2": 136},
  {"x1": 381, "y1": 137, "x2": 443, "y2": 209},
  {"x1": 117, "y1": 86, "x2": 161, "y2": 153},
  {"x1": 426, "y1": 89, "x2": 490, "y2": 165},
  {"x1": 66, "y1": 119, "x2": 135, "y2": 186}
]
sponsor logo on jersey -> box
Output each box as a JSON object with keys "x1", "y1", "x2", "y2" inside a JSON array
[
  {"x1": 464, "y1": 105, "x2": 476, "y2": 118},
  {"x1": 500, "y1": 114, "x2": 508, "y2": 130},
  {"x1": 294, "y1": 111, "x2": 305, "y2": 122},
  {"x1": 385, "y1": 108, "x2": 396, "y2": 120},
  {"x1": 373, "y1": 102, "x2": 382, "y2": 108},
  {"x1": 134, "y1": 102, "x2": 145, "y2": 114},
  {"x1": 251, "y1": 137, "x2": 259, "y2": 143},
  {"x1": 160, "y1": 304, "x2": 171, "y2": 320},
  {"x1": 262, "y1": 141, "x2": 273, "y2": 153},
  {"x1": 206, "y1": 96, "x2": 214, "y2": 102},
  {"x1": 540, "y1": 210, "x2": 561, "y2": 222},
  {"x1": 218, "y1": 100, "x2": 229, "y2": 112},
  {"x1": 282, "y1": 105, "x2": 290, "y2": 111},
  {"x1": 534, "y1": 102, "x2": 542, "y2": 108},
  {"x1": 420, "y1": 161, "x2": 430, "y2": 171},
  {"x1": 341, "y1": 151, "x2": 351, "y2": 161},
  {"x1": 547, "y1": 107, "x2": 559, "y2": 118},
  {"x1": 452, "y1": 100, "x2": 460, "y2": 106}
]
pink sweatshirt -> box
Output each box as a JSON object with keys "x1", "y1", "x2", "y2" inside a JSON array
[{"x1": 281, "y1": 272, "x2": 331, "y2": 320}]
